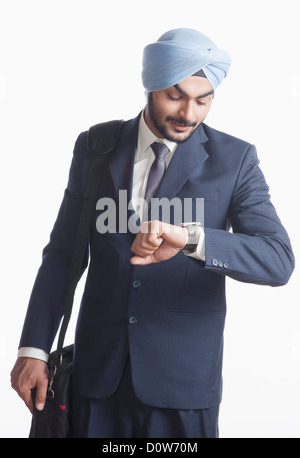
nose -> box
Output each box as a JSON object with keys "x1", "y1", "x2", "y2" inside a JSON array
[{"x1": 179, "y1": 100, "x2": 194, "y2": 121}]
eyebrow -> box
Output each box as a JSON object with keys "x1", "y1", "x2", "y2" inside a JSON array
[{"x1": 174, "y1": 83, "x2": 214, "y2": 99}]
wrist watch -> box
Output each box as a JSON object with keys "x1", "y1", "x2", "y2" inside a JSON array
[{"x1": 181, "y1": 222, "x2": 201, "y2": 255}]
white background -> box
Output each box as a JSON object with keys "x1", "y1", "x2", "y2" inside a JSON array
[{"x1": 0, "y1": 0, "x2": 299, "y2": 438}]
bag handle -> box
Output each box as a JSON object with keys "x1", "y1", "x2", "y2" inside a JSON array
[{"x1": 56, "y1": 120, "x2": 123, "y2": 356}]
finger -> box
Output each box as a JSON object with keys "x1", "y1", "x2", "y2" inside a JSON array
[
  {"x1": 130, "y1": 254, "x2": 158, "y2": 265},
  {"x1": 35, "y1": 377, "x2": 48, "y2": 411},
  {"x1": 131, "y1": 234, "x2": 163, "y2": 257},
  {"x1": 20, "y1": 388, "x2": 34, "y2": 414}
]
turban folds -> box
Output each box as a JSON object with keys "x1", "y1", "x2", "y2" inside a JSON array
[{"x1": 142, "y1": 28, "x2": 231, "y2": 92}]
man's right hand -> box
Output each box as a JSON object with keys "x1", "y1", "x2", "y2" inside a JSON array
[{"x1": 10, "y1": 357, "x2": 49, "y2": 413}]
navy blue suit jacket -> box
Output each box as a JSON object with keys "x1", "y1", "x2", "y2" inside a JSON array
[{"x1": 19, "y1": 114, "x2": 294, "y2": 409}]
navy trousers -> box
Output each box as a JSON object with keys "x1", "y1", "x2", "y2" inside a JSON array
[{"x1": 72, "y1": 359, "x2": 219, "y2": 438}]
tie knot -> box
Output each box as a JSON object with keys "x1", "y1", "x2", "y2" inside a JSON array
[{"x1": 151, "y1": 142, "x2": 169, "y2": 160}]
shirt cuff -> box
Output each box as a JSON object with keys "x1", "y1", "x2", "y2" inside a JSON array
[
  {"x1": 18, "y1": 347, "x2": 49, "y2": 363},
  {"x1": 185, "y1": 226, "x2": 206, "y2": 261}
]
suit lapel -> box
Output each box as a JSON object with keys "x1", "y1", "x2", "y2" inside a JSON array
[
  {"x1": 108, "y1": 113, "x2": 141, "y2": 203},
  {"x1": 156, "y1": 124, "x2": 209, "y2": 201},
  {"x1": 108, "y1": 116, "x2": 209, "y2": 211}
]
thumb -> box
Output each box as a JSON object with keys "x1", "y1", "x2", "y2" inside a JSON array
[{"x1": 130, "y1": 253, "x2": 158, "y2": 265}]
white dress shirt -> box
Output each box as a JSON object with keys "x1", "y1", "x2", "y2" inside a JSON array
[{"x1": 18, "y1": 112, "x2": 205, "y2": 362}]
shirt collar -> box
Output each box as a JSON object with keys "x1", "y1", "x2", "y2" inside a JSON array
[{"x1": 137, "y1": 110, "x2": 177, "y2": 160}]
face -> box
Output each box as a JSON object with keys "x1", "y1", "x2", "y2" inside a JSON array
[{"x1": 145, "y1": 76, "x2": 214, "y2": 143}]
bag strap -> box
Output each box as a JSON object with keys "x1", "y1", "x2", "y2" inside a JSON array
[{"x1": 56, "y1": 120, "x2": 123, "y2": 355}]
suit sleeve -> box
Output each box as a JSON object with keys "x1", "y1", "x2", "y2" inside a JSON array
[
  {"x1": 204, "y1": 145, "x2": 295, "y2": 286},
  {"x1": 18, "y1": 131, "x2": 90, "y2": 353}
]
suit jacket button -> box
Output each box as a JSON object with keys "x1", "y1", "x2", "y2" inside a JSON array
[
  {"x1": 224, "y1": 261, "x2": 229, "y2": 269},
  {"x1": 218, "y1": 260, "x2": 224, "y2": 268},
  {"x1": 212, "y1": 259, "x2": 219, "y2": 267},
  {"x1": 129, "y1": 316, "x2": 138, "y2": 325},
  {"x1": 132, "y1": 280, "x2": 142, "y2": 288}
]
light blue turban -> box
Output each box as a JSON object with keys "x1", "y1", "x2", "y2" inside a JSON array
[{"x1": 142, "y1": 28, "x2": 231, "y2": 92}]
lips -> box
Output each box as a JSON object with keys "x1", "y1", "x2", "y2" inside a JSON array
[{"x1": 170, "y1": 121, "x2": 191, "y2": 132}]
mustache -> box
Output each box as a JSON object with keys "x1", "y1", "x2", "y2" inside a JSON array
[{"x1": 165, "y1": 116, "x2": 197, "y2": 127}]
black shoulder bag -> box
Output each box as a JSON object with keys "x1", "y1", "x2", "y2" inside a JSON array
[{"x1": 29, "y1": 120, "x2": 123, "y2": 438}]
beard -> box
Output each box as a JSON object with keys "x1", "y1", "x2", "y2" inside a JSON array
[{"x1": 147, "y1": 92, "x2": 199, "y2": 143}]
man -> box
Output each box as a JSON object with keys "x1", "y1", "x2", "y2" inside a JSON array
[{"x1": 11, "y1": 28, "x2": 294, "y2": 438}]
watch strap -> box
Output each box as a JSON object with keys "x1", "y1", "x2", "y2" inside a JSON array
[{"x1": 182, "y1": 223, "x2": 201, "y2": 254}]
